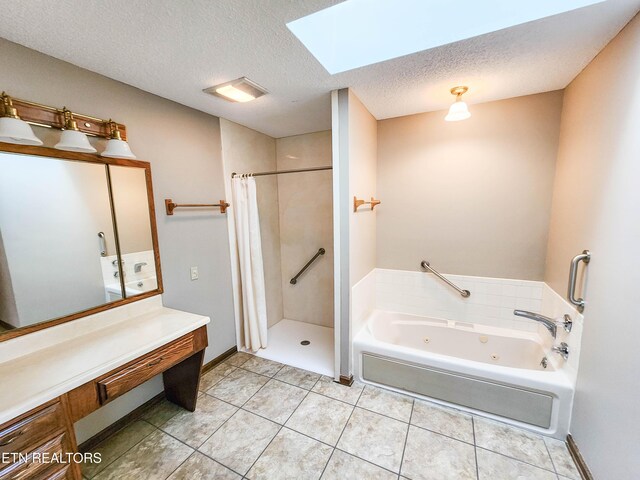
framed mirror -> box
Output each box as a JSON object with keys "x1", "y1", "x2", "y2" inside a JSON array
[{"x1": 0, "y1": 144, "x2": 163, "y2": 341}]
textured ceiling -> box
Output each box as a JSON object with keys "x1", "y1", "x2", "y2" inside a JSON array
[{"x1": 0, "y1": 0, "x2": 638, "y2": 138}]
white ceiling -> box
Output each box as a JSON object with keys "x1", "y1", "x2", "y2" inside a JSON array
[{"x1": 0, "y1": 0, "x2": 638, "y2": 138}]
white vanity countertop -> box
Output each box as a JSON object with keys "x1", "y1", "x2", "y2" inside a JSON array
[{"x1": 0, "y1": 296, "x2": 210, "y2": 424}]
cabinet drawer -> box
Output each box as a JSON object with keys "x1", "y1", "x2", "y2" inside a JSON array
[
  {"x1": 33, "y1": 463, "x2": 73, "y2": 480},
  {"x1": 0, "y1": 403, "x2": 65, "y2": 458},
  {"x1": 0, "y1": 433, "x2": 69, "y2": 480},
  {"x1": 97, "y1": 333, "x2": 196, "y2": 404}
]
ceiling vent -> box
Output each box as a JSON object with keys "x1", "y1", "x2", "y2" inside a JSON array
[{"x1": 203, "y1": 77, "x2": 267, "y2": 103}]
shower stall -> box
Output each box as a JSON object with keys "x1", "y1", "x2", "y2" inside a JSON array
[{"x1": 220, "y1": 120, "x2": 334, "y2": 375}]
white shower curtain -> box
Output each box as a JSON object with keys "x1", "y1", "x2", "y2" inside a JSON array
[{"x1": 231, "y1": 176, "x2": 268, "y2": 351}]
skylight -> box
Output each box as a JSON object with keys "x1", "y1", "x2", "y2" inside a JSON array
[{"x1": 287, "y1": 0, "x2": 605, "y2": 74}]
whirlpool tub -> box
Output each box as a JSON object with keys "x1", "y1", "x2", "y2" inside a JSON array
[{"x1": 353, "y1": 310, "x2": 575, "y2": 438}]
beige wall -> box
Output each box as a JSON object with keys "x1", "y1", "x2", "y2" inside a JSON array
[
  {"x1": 348, "y1": 91, "x2": 378, "y2": 286},
  {"x1": 220, "y1": 119, "x2": 284, "y2": 329},
  {"x1": 544, "y1": 14, "x2": 640, "y2": 479},
  {"x1": 0, "y1": 38, "x2": 236, "y2": 441},
  {"x1": 377, "y1": 91, "x2": 563, "y2": 280},
  {"x1": 276, "y1": 131, "x2": 333, "y2": 327}
]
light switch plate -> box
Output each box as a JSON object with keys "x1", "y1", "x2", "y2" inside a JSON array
[{"x1": 190, "y1": 266, "x2": 199, "y2": 281}]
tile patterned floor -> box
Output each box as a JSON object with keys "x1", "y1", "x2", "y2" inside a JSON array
[{"x1": 83, "y1": 353, "x2": 582, "y2": 480}]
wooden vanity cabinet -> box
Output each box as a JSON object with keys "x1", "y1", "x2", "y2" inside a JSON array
[
  {"x1": 0, "y1": 398, "x2": 80, "y2": 480},
  {"x1": 0, "y1": 326, "x2": 207, "y2": 480},
  {"x1": 66, "y1": 326, "x2": 207, "y2": 423}
]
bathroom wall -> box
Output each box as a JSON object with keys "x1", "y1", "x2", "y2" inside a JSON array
[
  {"x1": 219, "y1": 119, "x2": 284, "y2": 330},
  {"x1": 332, "y1": 89, "x2": 378, "y2": 377},
  {"x1": 377, "y1": 91, "x2": 564, "y2": 280},
  {"x1": 0, "y1": 38, "x2": 236, "y2": 442},
  {"x1": 348, "y1": 91, "x2": 378, "y2": 286},
  {"x1": 544, "y1": 13, "x2": 640, "y2": 479},
  {"x1": 276, "y1": 131, "x2": 333, "y2": 327}
]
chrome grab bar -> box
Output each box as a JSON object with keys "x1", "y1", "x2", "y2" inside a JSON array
[
  {"x1": 568, "y1": 250, "x2": 590, "y2": 312},
  {"x1": 420, "y1": 261, "x2": 471, "y2": 298},
  {"x1": 290, "y1": 248, "x2": 325, "y2": 285},
  {"x1": 98, "y1": 232, "x2": 107, "y2": 257}
]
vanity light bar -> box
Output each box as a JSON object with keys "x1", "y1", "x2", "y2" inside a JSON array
[{"x1": 2, "y1": 94, "x2": 127, "y2": 140}]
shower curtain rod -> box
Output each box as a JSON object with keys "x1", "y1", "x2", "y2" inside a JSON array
[{"x1": 231, "y1": 166, "x2": 332, "y2": 177}]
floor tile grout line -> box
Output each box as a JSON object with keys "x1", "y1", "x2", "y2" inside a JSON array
[
  {"x1": 317, "y1": 447, "x2": 337, "y2": 480},
  {"x1": 273, "y1": 370, "x2": 323, "y2": 390},
  {"x1": 206, "y1": 372, "x2": 356, "y2": 450},
  {"x1": 275, "y1": 386, "x2": 334, "y2": 480},
  {"x1": 475, "y1": 446, "x2": 559, "y2": 474},
  {"x1": 162, "y1": 451, "x2": 194, "y2": 480},
  {"x1": 92, "y1": 423, "x2": 194, "y2": 479},
  {"x1": 233, "y1": 367, "x2": 283, "y2": 409},
  {"x1": 281, "y1": 386, "x2": 312, "y2": 425},
  {"x1": 397, "y1": 399, "x2": 414, "y2": 478},
  {"x1": 408, "y1": 420, "x2": 476, "y2": 446},
  {"x1": 543, "y1": 437, "x2": 560, "y2": 476},
  {"x1": 278, "y1": 423, "x2": 341, "y2": 450},
  {"x1": 332, "y1": 384, "x2": 366, "y2": 460},
  {"x1": 152, "y1": 395, "x2": 240, "y2": 451},
  {"x1": 241, "y1": 376, "x2": 309, "y2": 423},
  {"x1": 356, "y1": 402, "x2": 413, "y2": 425},
  {"x1": 242, "y1": 423, "x2": 285, "y2": 478},
  {"x1": 202, "y1": 370, "x2": 273, "y2": 402},
  {"x1": 84, "y1": 420, "x2": 159, "y2": 479},
  {"x1": 192, "y1": 404, "x2": 246, "y2": 458},
  {"x1": 333, "y1": 447, "x2": 402, "y2": 477},
  {"x1": 472, "y1": 417, "x2": 480, "y2": 480},
  {"x1": 194, "y1": 443, "x2": 254, "y2": 478},
  {"x1": 209, "y1": 378, "x2": 322, "y2": 470}
]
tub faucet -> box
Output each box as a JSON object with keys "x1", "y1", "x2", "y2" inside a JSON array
[
  {"x1": 513, "y1": 310, "x2": 557, "y2": 338},
  {"x1": 134, "y1": 262, "x2": 148, "y2": 273},
  {"x1": 552, "y1": 342, "x2": 570, "y2": 360}
]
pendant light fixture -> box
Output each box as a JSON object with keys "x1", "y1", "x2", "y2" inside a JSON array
[
  {"x1": 0, "y1": 92, "x2": 43, "y2": 145},
  {"x1": 445, "y1": 86, "x2": 471, "y2": 122},
  {"x1": 54, "y1": 107, "x2": 97, "y2": 153},
  {"x1": 101, "y1": 120, "x2": 137, "y2": 159}
]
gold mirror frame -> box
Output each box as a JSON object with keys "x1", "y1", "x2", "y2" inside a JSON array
[{"x1": 0, "y1": 142, "x2": 163, "y2": 342}]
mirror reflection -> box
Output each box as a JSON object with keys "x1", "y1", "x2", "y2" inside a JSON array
[
  {"x1": 107, "y1": 165, "x2": 157, "y2": 299},
  {"x1": 0, "y1": 152, "x2": 159, "y2": 335}
]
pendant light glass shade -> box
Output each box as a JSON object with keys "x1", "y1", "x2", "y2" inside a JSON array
[
  {"x1": 0, "y1": 117, "x2": 43, "y2": 145},
  {"x1": 55, "y1": 129, "x2": 97, "y2": 153},
  {"x1": 54, "y1": 108, "x2": 97, "y2": 153},
  {"x1": 101, "y1": 138, "x2": 137, "y2": 159},
  {"x1": 445, "y1": 99, "x2": 471, "y2": 122},
  {"x1": 0, "y1": 93, "x2": 42, "y2": 145},
  {"x1": 100, "y1": 120, "x2": 136, "y2": 159},
  {"x1": 444, "y1": 86, "x2": 471, "y2": 122}
]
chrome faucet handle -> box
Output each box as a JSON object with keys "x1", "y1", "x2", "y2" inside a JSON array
[
  {"x1": 557, "y1": 314, "x2": 573, "y2": 333},
  {"x1": 552, "y1": 342, "x2": 570, "y2": 360},
  {"x1": 134, "y1": 262, "x2": 148, "y2": 273}
]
